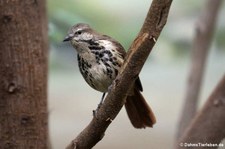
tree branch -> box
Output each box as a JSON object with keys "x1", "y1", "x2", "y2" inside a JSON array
[
  {"x1": 176, "y1": 74, "x2": 225, "y2": 149},
  {"x1": 177, "y1": 0, "x2": 223, "y2": 139},
  {"x1": 66, "y1": 0, "x2": 173, "y2": 148}
]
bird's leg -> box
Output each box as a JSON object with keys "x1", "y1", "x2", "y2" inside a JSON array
[
  {"x1": 99, "y1": 92, "x2": 106, "y2": 106},
  {"x1": 93, "y1": 93, "x2": 106, "y2": 117}
]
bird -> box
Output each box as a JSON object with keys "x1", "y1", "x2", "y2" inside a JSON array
[{"x1": 63, "y1": 23, "x2": 156, "y2": 128}]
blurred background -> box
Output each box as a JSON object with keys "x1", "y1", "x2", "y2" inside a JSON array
[{"x1": 47, "y1": 0, "x2": 225, "y2": 148}]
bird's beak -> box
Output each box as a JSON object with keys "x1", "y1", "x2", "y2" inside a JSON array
[{"x1": 63, "y1": 35, "x2": 72, "y2": 42}]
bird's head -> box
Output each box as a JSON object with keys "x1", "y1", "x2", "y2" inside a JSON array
[{"x1": 63, "y1": 23, "x2": 95, "y2": 52}]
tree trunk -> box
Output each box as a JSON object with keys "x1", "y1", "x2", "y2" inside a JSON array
[{"x1": 0, "y1": 0, "x2": 48, "y2": 149}]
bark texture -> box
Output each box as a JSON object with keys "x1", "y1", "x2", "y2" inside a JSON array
[
  {"x1": 177, "y1": 0, "x2": 223, "y2": 139},
  {"x1": 0, "y1": 0, "x2": 48, "y2": 148},
  {"x1": 66, "y1": 0, "x2": 173, "y2": 148}
]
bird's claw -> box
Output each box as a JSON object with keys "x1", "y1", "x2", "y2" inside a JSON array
[{"x1": 92, "y1": 100, "x2": 103, "y2": 118}]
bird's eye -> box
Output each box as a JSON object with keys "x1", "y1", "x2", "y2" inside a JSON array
[{"x1": 75, "y1": 31, "x2": 82, "y2": 35}]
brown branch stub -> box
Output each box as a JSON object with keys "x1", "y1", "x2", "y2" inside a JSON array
[
  {"x1": 176, "y1": 74, "x2": 225, "y2": 149},
  {"x1": 66, "y1": 0, "x2": 173, "y2": 148}
]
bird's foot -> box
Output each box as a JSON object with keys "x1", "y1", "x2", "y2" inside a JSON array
[
  {"x1": 92, "y1": 102, "x2": 103, "y2": 118},
  {"x1": 92, "y1": 93, "x2": 106, "y2": 118}
]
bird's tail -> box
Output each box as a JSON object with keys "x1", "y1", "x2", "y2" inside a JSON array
[{"x1": 125, "y1": 88, "x2": 156, "y2": 128}]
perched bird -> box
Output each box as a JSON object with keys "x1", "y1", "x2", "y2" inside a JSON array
[{"x1": 63, "y1": 23, "x2": 156, "y2": 128}]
